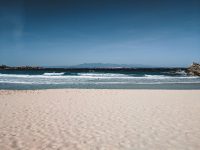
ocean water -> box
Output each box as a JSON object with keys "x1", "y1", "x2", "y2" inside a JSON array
[{"x1": 0, "y1": 69, "x2": 200, "y2": 90}]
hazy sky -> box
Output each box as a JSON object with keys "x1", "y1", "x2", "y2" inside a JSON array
[{"x1": 0, "y1": 0, "x2": 199, "y2": 67}]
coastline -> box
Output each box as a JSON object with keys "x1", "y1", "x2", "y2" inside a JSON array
[{"x1": 0, "y1": 89, "x2": 200, "y2": 150}]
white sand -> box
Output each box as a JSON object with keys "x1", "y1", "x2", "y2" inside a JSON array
[{"x1": 0, "y1": 89, "x2": 200, "y2": 150}]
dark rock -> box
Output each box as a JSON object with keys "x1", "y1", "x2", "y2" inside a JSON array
[
  {"x1": 0, "y1": 65, "x2": 43, "y2": 70},
  {"x1": 186, "y1": 62, "x2": 200, "y2": 76},
  {"x1": 15, "y1": 66, "x2": 43, "y2": 70},
  {"x1": 0, "y1": 65, "x2": 10, "y2": 69}
]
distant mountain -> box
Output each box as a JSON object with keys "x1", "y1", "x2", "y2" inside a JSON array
[{"x1": 68, "y1": 63, "x2": 154, "y2": 68}]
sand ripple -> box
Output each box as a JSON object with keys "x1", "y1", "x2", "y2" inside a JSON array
[{"x1": 0, "y1": 90, "x2": 200, "y2": 150}]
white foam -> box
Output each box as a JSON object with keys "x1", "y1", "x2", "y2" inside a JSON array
[
  {"x1": 175, "y1": 70, "x2": 187, "y2": 76},
  {"x1": 0, "y1": 80, "x2": 35, "y2": 84},
  {"x1": 78, "y1": 73, "x2": 129, "y2": 77},
  {"x1": 0, "y1": 73, "x2": 198, "y2": 80},
  {"x1": 0, "y1": 73, "x2": 132, "y2": 79},
  {"x1": 0, "y1": 73, "x2": 68, "y2": 79},
  {"x1": 144, "y1": 75, "x2": 198, "y2": 79},
  {"x1": 43, "y1": 72, "x2": 65, "y2": 76}
]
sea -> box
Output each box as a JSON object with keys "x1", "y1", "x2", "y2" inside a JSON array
[{"x1": 0, "y1": 68, "x2": 200, "y2": 90}]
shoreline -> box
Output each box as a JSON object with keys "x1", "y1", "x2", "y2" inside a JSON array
[{"x1": 1, "y1": 88, "x2": 200, "y2": 91}]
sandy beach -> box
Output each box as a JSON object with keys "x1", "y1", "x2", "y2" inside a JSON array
[{"x1": 0, "y1": 89, "x2": 200, "y2": 150}]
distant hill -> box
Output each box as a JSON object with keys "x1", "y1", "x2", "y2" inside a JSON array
[
  {"x1": 68, "y1": 63, "x2": 154, "y2": 68},
  {"x1": 45, "y1": 63, "x2": 154, "y2": 68}
]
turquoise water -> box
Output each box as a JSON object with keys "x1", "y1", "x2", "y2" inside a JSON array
[{"x1": 0, "y1": 69, "x2": 200, "y2": 90}]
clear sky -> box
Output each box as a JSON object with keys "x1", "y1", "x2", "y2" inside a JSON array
[{"x1": 0, "y1": 0, "x2": 199, "y2": 67}]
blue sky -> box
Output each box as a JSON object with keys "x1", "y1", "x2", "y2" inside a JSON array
[{"x1": 0, "y1": 0, "x2": 199, "y2": 67}]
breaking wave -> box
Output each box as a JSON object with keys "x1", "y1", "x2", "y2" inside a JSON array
[
  {"x1": 43, "y1": 72, "x2": 65, "y2": 76},
  {"x1": 0, "y1": 72, "x2": 200, "y2": 88},
  {"x1": 0, "y1": 72, "x2": 199, "y2": 79}
]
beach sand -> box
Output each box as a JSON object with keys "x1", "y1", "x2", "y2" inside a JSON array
[{"x1": 0, "y1": 89, "x2": 200, "y2": 150}]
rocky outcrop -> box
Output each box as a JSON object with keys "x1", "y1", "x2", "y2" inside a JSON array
[
  {"x1": 187, "y1": 63, "x2": 200, "y2": 76},
  {"x1": 0, "y1": 65, "x2": 11, "y2": 69},
  {"x1": 0, "y1": 65, "x2": 43, "y2": 70},
  {"x1": 14, "y1": 66, "x2": 43, "y2": 70}
]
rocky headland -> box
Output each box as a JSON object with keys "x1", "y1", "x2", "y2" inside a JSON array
[{"x1": 186, "y1": 63, "x2": 200, "y2": 76}]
